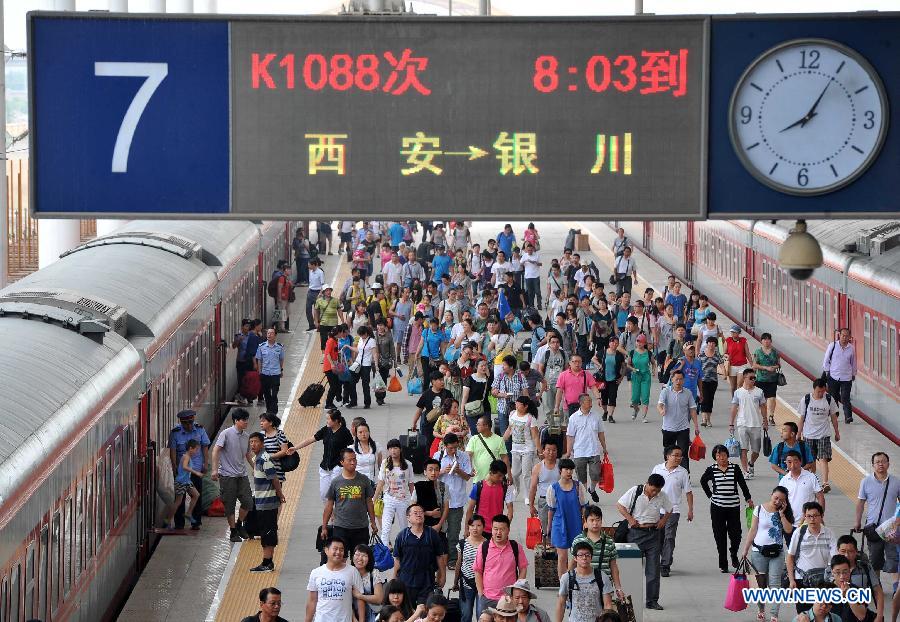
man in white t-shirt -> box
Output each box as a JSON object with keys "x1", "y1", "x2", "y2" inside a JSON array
[
  {"x1": 306, "y1": 536, "x2": 365, "y2": 622},
  {"x1": 651, "y1": 445, "x2": 693, "y2": 577},
  {"x1": 779, "y1": 452, "x2": 825, "y2": 526},
  {"x1": 381, "y1": 250, "x2": 404, "y2": 287},
  {"x1": 797, "y1": 378, "x2": 841, "y2": 494},
  {"x1": 565, "y1": 394, "x2": 609, "y2": 503},
  {"x1": 521, "y1": 243, "x2": 543, "y2": 310},
  {"x1": 503, "y1": 396, "x2": 542, "y2": 503},
  {"x1": 728, "y1": 368, "x2": 768, "y2": 480},
  {"x1": 491, "y1": 251, "x2": 512, "y2": 286}
]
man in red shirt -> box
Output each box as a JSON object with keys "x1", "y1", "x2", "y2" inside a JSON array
[
  {"x1": 552, "y1": 354, "x2": 602, "y2": 426},
  {"x1": 473, "y1": 514, "x2": 528, "y2": 617}
]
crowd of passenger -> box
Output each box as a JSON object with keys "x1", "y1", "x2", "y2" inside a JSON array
[{"x1": 191, "y1": 221, "x2": 897, "y2": 622}]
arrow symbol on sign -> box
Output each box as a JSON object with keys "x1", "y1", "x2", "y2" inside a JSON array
[{"x1": 442, "y1": 146, "x2": 488, "y2": 160}]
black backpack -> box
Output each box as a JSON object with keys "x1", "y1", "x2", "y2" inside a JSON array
[
  {"x1": 267, "y1": 273, "x2": 280, "y2": 298},
  {"x1": 566, "y1": 541, "x2": 607, "y2": 608},
  {"x1": 480, "y1": 538, "x2": 521, "y2": 572}
]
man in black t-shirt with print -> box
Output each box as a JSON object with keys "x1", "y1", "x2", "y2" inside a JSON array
[{"x1": 412, "y1": 372, "x2": 453, "y2": 447}]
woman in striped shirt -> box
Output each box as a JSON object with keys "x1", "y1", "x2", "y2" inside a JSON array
[
  {"x1": 700, "y1": 444, "x2": 754, "y2": 573},
  {"x1": 259, "y1": 413, "x2": 290, "y2": 483}
]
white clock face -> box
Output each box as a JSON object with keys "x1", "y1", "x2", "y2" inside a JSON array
[{"x1": 730, "y1": 39, "x2": 888, "y2": 195}]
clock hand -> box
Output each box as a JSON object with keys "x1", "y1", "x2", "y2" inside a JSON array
[
  {"x1": 799, "y1": 78, "x2": 832, "y2": 128},
  {"x1": 778, "y1": 78, "x2": 832, "y2": 133},
  {"x1": 779, "y1": 116, "x2": 808, "y2": 133}
]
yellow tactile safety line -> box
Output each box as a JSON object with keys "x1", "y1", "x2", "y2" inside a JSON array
[
  {"x1": 575, "y1": 221, "x2": 867, "y2": 504},
  {"x1": 216, "y1": 261, "x2": 350, "y2": 621}
]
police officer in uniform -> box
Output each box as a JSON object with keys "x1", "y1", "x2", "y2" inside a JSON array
[
  {"x1": 168, "y1": 410, "x2": 211, "y2": 529},
  {"x1": 255, "y1": 328, "x2": 285, "y2": 414}
]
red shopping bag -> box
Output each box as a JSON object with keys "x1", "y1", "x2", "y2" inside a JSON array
[
  {"x1": 724, "y1": 561, "x2": 750, "y2": 612},
  {"x1": 689, "y1": 434, "x2": 707, "y2": 461},
  {"x1": 526, "y1": 517, "x2": 542, "y2": 549},
  {"x1": 599, "y1": 455, "x2": 614, "y2": 493},
  {"x1": 388, "y1": 374, "x2": 402, "y2": 392}
]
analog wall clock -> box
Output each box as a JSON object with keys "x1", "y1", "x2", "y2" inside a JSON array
[{"x1": 729, "y1": 38, "x2": 889, "y2": 196}]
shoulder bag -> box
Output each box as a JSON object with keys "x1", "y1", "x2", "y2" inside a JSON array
[{"x1": 863, "y1": 476, "x2": 891, "y2": 543}]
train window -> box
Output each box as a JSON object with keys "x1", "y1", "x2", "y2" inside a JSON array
[
  {"x1": 872, "y1": 317, "x2": 880, "y2": 376},
  {"x1": 863, "y1": 313, "x2": 871, "y2": 370},
  {"x1": 75, "y1": 483, "x2": 84, "y2": 580},
  {"x1": 38, "y1": 525, "x2": 48, "y2": 622},
  {"x1": 890, "y1": 326, "x2": 897, "y2": 385},
  {"x1": 9, "y1": 563, "x2": 19, "y2": 622},
  {"x1": 24, "y1": 543, "x2": 34, "y2": 620},
  {"x1": 65, "y1": 496, "x2": 73, "y2": 596},
  {"x1": 85, "y1": 473, "x2": 93, "y2": 564},
  {"x1": 95, "y1": 459, "x2": 104, "y2": 547},
  {"x1": 105, "y1": 446, "x2": 114, "y2": 532},
  {"x1": 1, "y1": 575, "x2": 6, "y2": 622},
  {"x1": 50, "y1": 511, "x2": 60, "y2": 612},
  {"x1": 881, "y1": 321, "x2": 888, "y2": 379},
  {"x1": 114, "y1": 437, "x2": 122, "y2": 522}
]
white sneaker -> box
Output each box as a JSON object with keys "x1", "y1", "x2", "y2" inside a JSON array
[{"x1": 748, "y1": 464, "x2": 755, "y2": 478}]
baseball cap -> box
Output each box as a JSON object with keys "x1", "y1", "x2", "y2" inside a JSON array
[
  {"x1": 322, "y1": 283, "x2": 333, "y2": 290},
  {"x1": 730, "y1": 325, "x2": 741, "y2": 334},
  {"x1": 371, "y1": 282, "x2": 383, "y2": 289},
  {"x1": 636, "y1": 334, "x2": 648, "y2": 344}
]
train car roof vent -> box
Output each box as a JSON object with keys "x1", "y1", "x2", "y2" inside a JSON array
[
  {"x1": 857, "y1": 222, "x2": 900, "y2": 256},
  {"x1": 61, "y1": 231, "x2": 203, "y2": 262},
  {"x1": 0, "y1": 289, "x2": 128, "y2": 339}
]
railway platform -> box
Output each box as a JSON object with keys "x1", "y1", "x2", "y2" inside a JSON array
[{"x1": 121, "y1": 221, "x2": 895, "y2": 622}]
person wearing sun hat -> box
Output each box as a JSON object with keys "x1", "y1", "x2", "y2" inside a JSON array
[
  {"x1": 485, "y1": 595, "x2": 519, "y2": 622},
  {"x1": 504, "y1": 580, "x2": 550, "y2": 622}
]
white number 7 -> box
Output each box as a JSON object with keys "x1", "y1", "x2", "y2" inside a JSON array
[{"x1": 94, "y1": 62, "x2": 168, "y2": 173}]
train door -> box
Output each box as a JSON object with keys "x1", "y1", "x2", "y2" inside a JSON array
[
  {"x1": 684, "y1": 222, "x2": 695, "y2": 286},
  {"x1": 213, "y1": 303, "x2": 226, "y2": 429},
  {"x1": 742, "y1": 247, "x2": 757, "y2": 328},
  {"x1": 135, "y1": 392, "x2": 156, "y2": 569},
  {"x1": 643, "y1": 222, "x2": 652, "y2": 253}
]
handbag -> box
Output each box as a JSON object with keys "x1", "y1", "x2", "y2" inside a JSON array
[
  {"x1": 526, "y1": 517, "x2": 542, "y2": 549},
  {"x1": 876, "y1": 516, "x2": 900, "y2": 545},
  {"x1": 757, "y1": 543, "x2": 783, "y2": 558},
  {"x1": 614, "y1": 595, "x2": 637, "y2": 622},
  {"x1": 445, "y1": 344, "x2": 461, "y2": 363},
  {"x1": 599, "y1": 455, "x2": 615, "y2": 493},
  {"x1": 407, "y1": 367, "x2": 423, "y2": 395},
  {"x1": 762, "y1": 429, "x2": 772, "y2": 457},
  {"x1": 608, "y1": 273, "x2": 618, "y2": 286},
  {"x1": 371, "y1": 535, "x2": 395, "y2": 572},
  {"x1": 689, "y1": 434, "x2": 707, "y2": 461},
  {"x1": 724, "y1": 558, "x2": 751, "y2": 612},
  {"x1": 464, "y1": 399, "x2": 484, "y2": 416},
  {"x1": 725, "y1": 435, "x2": 741, "y2": 458},
  {"x1": 426, "y1": 405, "x2": 444, "y2": 423},
  {"x1": 388, "y1": 373, "x2": 402, "y2": 392},
  {"x1": 372, "y1": 372, "x2": 387, "y2": 392},
  {"x1": 613, "y1": 485, "x2": 642, "y2": 543},
  {"x1": 374, "y1": 497, "x2": 384, "y2": 517},
  {"x1": 776, "y1": 370, "x2": 788, "y2": 387}
]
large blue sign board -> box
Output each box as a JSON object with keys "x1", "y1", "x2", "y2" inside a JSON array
[{"x1": 30, "y1": 17, "x2": 229, "y2": 215}]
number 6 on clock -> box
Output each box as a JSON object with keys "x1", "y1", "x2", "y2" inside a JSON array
[{"x1": 94, "y1": 62, "x2": 168, "y2": 173}]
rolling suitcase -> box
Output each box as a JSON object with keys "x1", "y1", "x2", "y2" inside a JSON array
[
  {"x1": 400, "y1": 428, "x2": 427, "y2": 474},
  {"x1": 540, "y1": 410, "x2": 565, "y2": 454},
  {"x1": 298, "y1": 376, "x2": 327, "y2": 407},
  {"x1": 443, "y1": 590, "x2": 462, "y2": 622},
  {"x1": 533, "y1": 538, "x2": 559, "y2": 589}
]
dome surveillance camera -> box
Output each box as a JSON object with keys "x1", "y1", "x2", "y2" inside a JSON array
[{"x1": 778, "y1": 220, "x2": 822, "y2": 281}]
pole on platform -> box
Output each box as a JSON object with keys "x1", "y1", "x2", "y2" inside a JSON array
[
  {"x1": 635, "y1": 0, "x2": 643, "y2": 14},
  {"x1": 108, "y1": 0, "x2": 127, "y2": 11},
  {"x1": 478, "y1": 0, "x2": 489, "y2": 16},
  {"x1": 0, "y1": 0, "x2": 7, "y2": 287}
]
